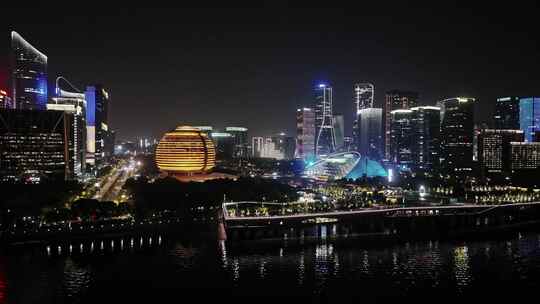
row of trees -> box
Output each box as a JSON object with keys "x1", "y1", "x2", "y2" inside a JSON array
[
  {"x1": 0, "y1": 181, "x2": 83, "y2": 216},
  {"x1": 124, "y1": 176, "x2": 300, "y2": 219}
]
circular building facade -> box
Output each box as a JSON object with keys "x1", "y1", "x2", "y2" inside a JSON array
[{"x1": 155, "y1": 126, "x2": 216, "y2": 175}]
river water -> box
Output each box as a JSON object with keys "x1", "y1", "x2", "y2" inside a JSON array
[{"x1": 1, "y1": 230, "x2": 540, "y2": 303}]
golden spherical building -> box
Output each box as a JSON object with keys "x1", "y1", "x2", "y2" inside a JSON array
[{"x1": 155, "y1": 126, "x2": 216, "y2": 176}]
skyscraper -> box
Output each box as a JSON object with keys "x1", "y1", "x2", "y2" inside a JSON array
[
  {"x1": 356, "y1": 108, "x2": 383, "y2": 160},
  {"x1": 411, "y1": 106, "x2": 440, "y2": 171},
  {"x1": 353, "y1": 83, "x2": 374, "y2": 150},
  {"x1": 478, "y1": 129, "x2": 524, "y2": 174},
  {"x1": 0, "y1": 108, "x2": 71, "y2": 182},
  {"x1": 333, "y1": 114, "x2": 345, "y2": 151},
  {"x1": 10, "y1": 31, "x2": 48, "y2": 110},
  {"x1": 519, "y1": 97, "x2": 540, "y2": 142},
  {"x1": 252, "y1": 136, "x2": 264, "y2": 158},
  {"x1": 494, "y1": 97, "x2": 520, "y2": 130},
  {"x1": 384, "y1": 90, "x2": 418, "y2": 159},
  {"x1": 225, "y1": 127, "x2": 249, "y2": 158},
  {"x1": 314, "y1": 84, "x2": 335, "y2": 157},
  {"x1": 262, "y1": 133, "x2": 295, "y2": 160},
  {"x1": 354, "y1": 83, "x2": 375, "y2": 110},
  {"x1": 389, "y1": 109, "x2": 414, "y2": 168},
  {"x1": 47, "y1": 77, "x2": 87, "y2": 179},
  {"x1": 261, "y1": 137, "x2": 283, "y2": 159},
  {"x1": 438, "y1": 97, "x2": 475, "y2": 174},
  {"x1": 211, "y1": 132, "x2": 234, "y2": 160},
  {"x1": 510, "y1": 142, "x2": 540, "y2": 170},
  {"x1": 85, "y1": 85, "x2": 110, "y2": 169},
  {"x1": 295, "y1": 107, "x2": 315, "y2": 161}
]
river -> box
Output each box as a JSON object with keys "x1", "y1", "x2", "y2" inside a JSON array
[{"x1": 1, "y1": 229, "x2": 539, "y2": 303}]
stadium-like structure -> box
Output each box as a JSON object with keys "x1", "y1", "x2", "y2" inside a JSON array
[{"x1": 303, "y1": 151, "x2": 387, "y2": 181}]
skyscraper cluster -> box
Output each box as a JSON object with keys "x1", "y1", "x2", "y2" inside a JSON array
[
  {"x1": 288, "y1": 81, "x2": 540, "y2": 181},
  {"x1": 0, "y1": 31, "x2": 115, "y2": 182}
]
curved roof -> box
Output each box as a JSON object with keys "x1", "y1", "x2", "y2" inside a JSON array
[
  {"x1": 346, "y1": 158, "x2": 388, "y2": 179},
  {"x1": 303, "y1": 151, "x2": 387, "y2": 181}
]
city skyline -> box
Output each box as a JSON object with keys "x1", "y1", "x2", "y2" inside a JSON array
[{"x1": 1, "y1": 3, "x2": 539, "y2": 141}]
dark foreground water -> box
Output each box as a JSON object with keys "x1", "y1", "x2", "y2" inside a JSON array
[{"x1": 1, "y1": 230, "x2": 540, "y2": 304}]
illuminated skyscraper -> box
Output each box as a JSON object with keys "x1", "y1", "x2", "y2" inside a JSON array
[
  {"x1": 354, "y1": 83, "x2": 375, "y2": 110},
  {"x1": 211, "y1": 132, "x2": 234, "y2": 160},
  {"x1": 252, "y1": 136, "x2": 264, "y2": 158},
  {"x1": 47, "y1": 77, "x2": 87, "y2": 179},
  {"x1": 356, "y1": 108, "x2": 383, "y2": 160},
  {"x1": 314, "y1": 84, "x2": 335, "y2": 157},
  {"x1": 353, "y1": 83, "x2": 374, "y2": 150},
  {"x1": 478, "y1": 129, "x2": 524, "y2": 174},
  {"x1": 10, "y1": 31, "x2": 48, "y2": 110},
  {"x1": 261, "y1": 133, "x2": 295, "y2": 160},
  {"x1": 411, "y1": 106, "x2": 440, "y2": 171},
  {"x1": 519, "y1": 97, "x2": 540, "y2": 142},
  {"x1": 85, "y1": 85, "x2": 110, "y2": 170},
  {"x1": 384, "y1": 90, "x2": 418, "y2": 159},
  {"x1": 225, "y1": 127, "x2": 249, "y2": 158},
  {"x1": 295, "y1": 107, "x2": 315, "y2": 160},
  {"x1": 333, "y1": 114, "x2": 345, "y2": 151},
  {"x1": 0, "y1": 108, "x2": 71, "y2": 182},
  {"x1": 510, "y1": 142, "x2": 540, "y2": 170},
  {"x1": 494, "y1": 97, "x2": 519, "y2": 130},
  {"x1": 390, "y1": 109, "x2": 414, "y2": 168},
  {"x1": 438, "y1": 97, "x2": 475, "y2": 173}
]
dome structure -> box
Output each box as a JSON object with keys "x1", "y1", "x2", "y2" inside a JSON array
[{"x1": 155, "y1": 126, "x2": 216, "y2": 175}]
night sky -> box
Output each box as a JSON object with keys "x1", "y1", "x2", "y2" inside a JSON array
[{"x1": 1, "y1": 2, "x2": 539, "y2": 141}]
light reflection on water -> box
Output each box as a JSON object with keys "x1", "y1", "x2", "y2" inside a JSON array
[{"x1": 2, "y1": 231, "x2": 540, "y2": 303}]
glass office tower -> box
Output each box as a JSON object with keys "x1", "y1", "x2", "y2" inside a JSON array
[
  {"x1": 519, "y1": 97, "x2": 540, "y2": 142},
  {"x1": 10, "y1": 31, "x2": 48, "y2": 110},
  {"x1": 384, "y1": 90, "x2": 418, "y2": 159},
  {"x1": 494, "y1": 97, "x2": 519, "y2": 130},
  {"x1": 438, "y1": 97, "x2": 475, "y2": 174},
  {"x1": 357, "y1": 108, "x2": 383, "y2": 160},
  {"x1": 296, "y1": 107, "x2": 315, "y2": 161}
]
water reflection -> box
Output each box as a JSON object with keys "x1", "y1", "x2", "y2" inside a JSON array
[
  {"x1": 0, "y1": 256, "x2": 6, "y2": 304},
  {"x1": 453, "y1": 245, "x2": 471, "y2": 292},
  {"x1": 4, "y1": 231, "x2": 540, "y2": 303},
  {"x1": 42, "y1": 234, "x2": 165, "y2": 257}
]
